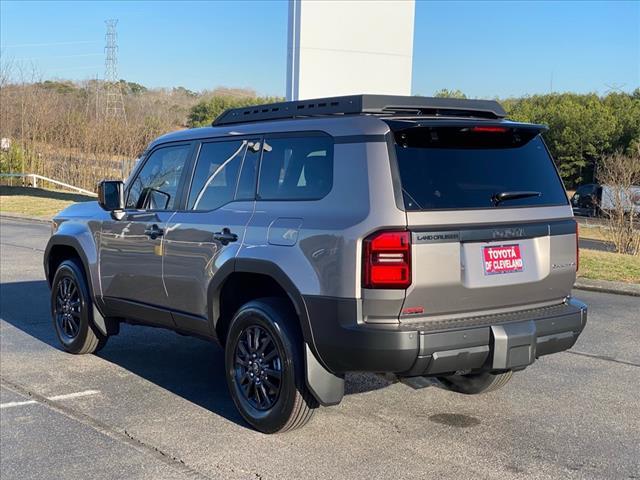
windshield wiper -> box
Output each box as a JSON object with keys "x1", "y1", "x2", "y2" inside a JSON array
[{"x1": 492, "y1": 191, "x2": 541, "y2": 206}]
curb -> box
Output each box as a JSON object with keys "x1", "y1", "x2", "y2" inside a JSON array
[
  {"x1": 0, "y1": 212, "x2": 52, "y2": 224},
  {"x1": 574, "y1": 278, "x2": 640, "y2": 297}
]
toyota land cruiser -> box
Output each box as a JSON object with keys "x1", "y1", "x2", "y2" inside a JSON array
[{"x1": 44, "y1": 95, "x2": 587, "y2": 433}]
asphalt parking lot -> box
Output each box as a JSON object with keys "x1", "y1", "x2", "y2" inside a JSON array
[{"x1": 1, "y1": 216, "x2": 639, "y2": 480}]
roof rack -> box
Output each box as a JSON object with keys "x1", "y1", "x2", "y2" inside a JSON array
[{"x1": 212, "y1": 94, "x2": 506, "y2": 126}]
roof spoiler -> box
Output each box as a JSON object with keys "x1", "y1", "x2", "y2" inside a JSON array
[{"x1": 212, "y1": 94, "x2": 507, "y2": 126}]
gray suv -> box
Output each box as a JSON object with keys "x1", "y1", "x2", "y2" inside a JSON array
[{"x1": 44, "y1": 95, "x2": 587, "y2": 433}]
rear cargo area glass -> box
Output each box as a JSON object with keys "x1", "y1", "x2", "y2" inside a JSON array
[{"x1": 392, "y1": 128, "x2": 568, "y2": 210}]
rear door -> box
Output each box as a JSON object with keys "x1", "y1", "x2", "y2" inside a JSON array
[
  {"x1": 161, "y1": 138, "x2": 260, "y2": 333},
  {"x1": 389, "y1": 124, "x2": 577, "y2": 320}
]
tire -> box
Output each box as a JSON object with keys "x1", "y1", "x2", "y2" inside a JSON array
[
  {"x1": 224, "y1": 298, "x2": 317, "y2": 433},
  {"x1": 437, "y1": 371, "x2": 513, "y2": 395},
  {"x1": 51, "y1": 259, "x2": 107, "y2": 354}
]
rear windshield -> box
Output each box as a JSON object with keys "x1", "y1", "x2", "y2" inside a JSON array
[{"x1": 392, "y1": 127, "x2": 568, "y2": 210}]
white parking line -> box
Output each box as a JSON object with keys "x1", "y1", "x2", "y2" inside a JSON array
[
  {"x1": 48, "y1": 390, "x2": 100, "y2": 401},
  {"x1": 0, "y1": 399, "x2": 38, "y2": 409},
  {"x1": 0, "y1": 389, "x2": 99, "y2": 409}
]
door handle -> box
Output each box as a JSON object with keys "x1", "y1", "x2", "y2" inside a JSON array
[
  {"x1": 144, "y1": 224, "x2": 164, "y2": 239},
  {"x1": 213, "y1": 227, "x2": 238, "y2": 246}
]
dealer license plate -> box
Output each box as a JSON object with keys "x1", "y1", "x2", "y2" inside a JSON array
[{"x1": 483, "y1": 244, "x2": 524, "y2": 275}]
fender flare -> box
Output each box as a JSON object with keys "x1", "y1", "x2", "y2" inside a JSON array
[
  {"x1": 44, "y1": 234, "x2": 111, "y2": 336},
  {"x1": 207, "y1": 258, "x2": 316, "y2": 348},
  {"x1": 44, "y1": 235, "x2": 93, "y2": 290},
  {"x1": 207, "y1": 257, "x2": 344, "y2": 406}
]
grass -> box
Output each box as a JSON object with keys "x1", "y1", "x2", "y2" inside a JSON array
[
  {"x1": 579, "y1": 225, "x2": 610, "y2": 241},
  {"x1": 0, "y1": 185, "x2": 94, "y2": 218},
  {"x1": 578, "y1": 249, "x2": 640, "y2": 284}
]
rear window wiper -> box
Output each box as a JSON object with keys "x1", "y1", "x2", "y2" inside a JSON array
[{"x1": 492, "y1": 191, "x2": 541, "y2": 206}]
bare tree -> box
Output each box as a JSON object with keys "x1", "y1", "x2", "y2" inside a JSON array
[
  {"x1": 1, "y1": 66, "x2": 201, "y2": 190},
  {"x1": 0, "y1": 55, "x2": 13, "y2": 90},
  {"x1": 597, "y1": 146, "x2": 640, "y2": 255}
]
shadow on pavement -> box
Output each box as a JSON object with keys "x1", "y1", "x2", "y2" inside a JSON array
[{"x1": 0, "y1": 280, "x2": 392, "y2": 429}]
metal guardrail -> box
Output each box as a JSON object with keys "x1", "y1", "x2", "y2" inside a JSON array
[{"x1": 0, "y1": 173, "x2": 97, "y2": 197}]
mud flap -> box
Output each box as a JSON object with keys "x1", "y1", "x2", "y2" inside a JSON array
[
  {"x1": 92, "y1": 305, "x2": 108, "y2": 337},
  {"x1": 305, "y1": 344, "x2": 344, "y2": 406},
  {"x1": 92, "y1": 305, "x2": 119, "y2": 336}
]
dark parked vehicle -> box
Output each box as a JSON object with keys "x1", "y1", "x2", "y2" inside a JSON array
[
  {"x1": 44, "y1": 95, "x2": 587, "y2": 433},
  {"x1": 571, "y1": 183, "x2": 640, "y2": 217},
  {"x1": 571, "y1": 184, "x2": 602, "y2": 217}
]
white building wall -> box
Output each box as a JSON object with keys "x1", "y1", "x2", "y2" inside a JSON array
[{"x1": 287, "y1": 0, "x2": 415, "y2": 100}]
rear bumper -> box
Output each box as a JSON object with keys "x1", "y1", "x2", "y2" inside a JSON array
[{"x1": 304, "y1": 296, "x2": 587, "y2": 376}]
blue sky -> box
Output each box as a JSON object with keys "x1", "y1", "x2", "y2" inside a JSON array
[{"x1": 1, "y1": 0, "x2": 638, "y2": 98}]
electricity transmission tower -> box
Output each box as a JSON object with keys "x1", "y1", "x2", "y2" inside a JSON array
[{"x1": 104, "y1": 19, "x2": 126, "y2": 121}]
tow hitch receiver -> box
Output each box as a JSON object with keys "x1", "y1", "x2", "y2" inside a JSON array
[{"x1": 491, "y1": 321, "x2": 536, "y2": 369}]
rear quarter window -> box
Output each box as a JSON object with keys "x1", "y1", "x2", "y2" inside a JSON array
[
  {"x1": 392, "y1": 127, "x2": 568, "y2": 210},
  {"x1": 257, "y1": 135, "x2": 333, "y2": 201}
]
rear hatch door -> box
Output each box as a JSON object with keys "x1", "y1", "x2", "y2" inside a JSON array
[{"x1": 387, "y1": 121, "x2": 577, "y2": 321}]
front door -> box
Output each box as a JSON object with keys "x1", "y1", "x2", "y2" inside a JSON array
[
  {"x1": 162, "y1": 138, "x2": 260, "y2": 334},
  {"x1": 99, "y1": 142, "x2": 194, "y2": 326}
]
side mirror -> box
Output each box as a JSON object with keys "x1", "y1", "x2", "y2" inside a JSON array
[{"x1": 97, "y1": 180, "x2": 125, "y2": 211}]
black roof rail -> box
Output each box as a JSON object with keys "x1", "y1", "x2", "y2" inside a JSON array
[{"x1": 212, "y1": 94, "x2": 506, "y2": 126}]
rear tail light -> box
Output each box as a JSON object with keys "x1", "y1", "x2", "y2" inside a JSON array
[
  {"x1": 362, "y1": 230, "x2": 411, "y2": 289},
  {"x1": 576, "y1": 222, "x2": 580, "y2": 272}
]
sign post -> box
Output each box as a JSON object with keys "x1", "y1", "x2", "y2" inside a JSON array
[{"x1": 286, "y1": 0, "x2": 415, "y2": 100}]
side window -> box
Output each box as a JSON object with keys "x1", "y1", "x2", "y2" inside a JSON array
[
  {"x1": 257, "y1": 135, "x2": 333, "y2": 200},
  {"x1": 126, "y1": 144, "x2": 191, "y2": 210},
  {"x1": 188, "y1": 140, "x2": 246, "y2": 210}
]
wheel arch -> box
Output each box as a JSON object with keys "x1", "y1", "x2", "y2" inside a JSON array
[
  {"x1": 45, "y1": 235, "x2": 93, "y2": 289},
  {"x1": 209, "y1": 258, "x2": 344, "y2": 406},
  {"x1": 209, "y1": 259, "x2": 313, "y2": 346},
  {"x1": 44, "y1": 232, "x2": 114, "y2": 337}
]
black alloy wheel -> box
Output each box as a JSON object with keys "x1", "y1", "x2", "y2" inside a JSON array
[
  {"x1": 51, "y1": 259, "x2": 107, "y2": 354},
  {"x1": 54, "y1": 276, "x2": 82, "y2": 340},
  {"x1": 225, "y1": 298, "x2": 318, "y2": 433},
  {"x1": 234, "y1": 325, "x2": 283, "y2": 410}
]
